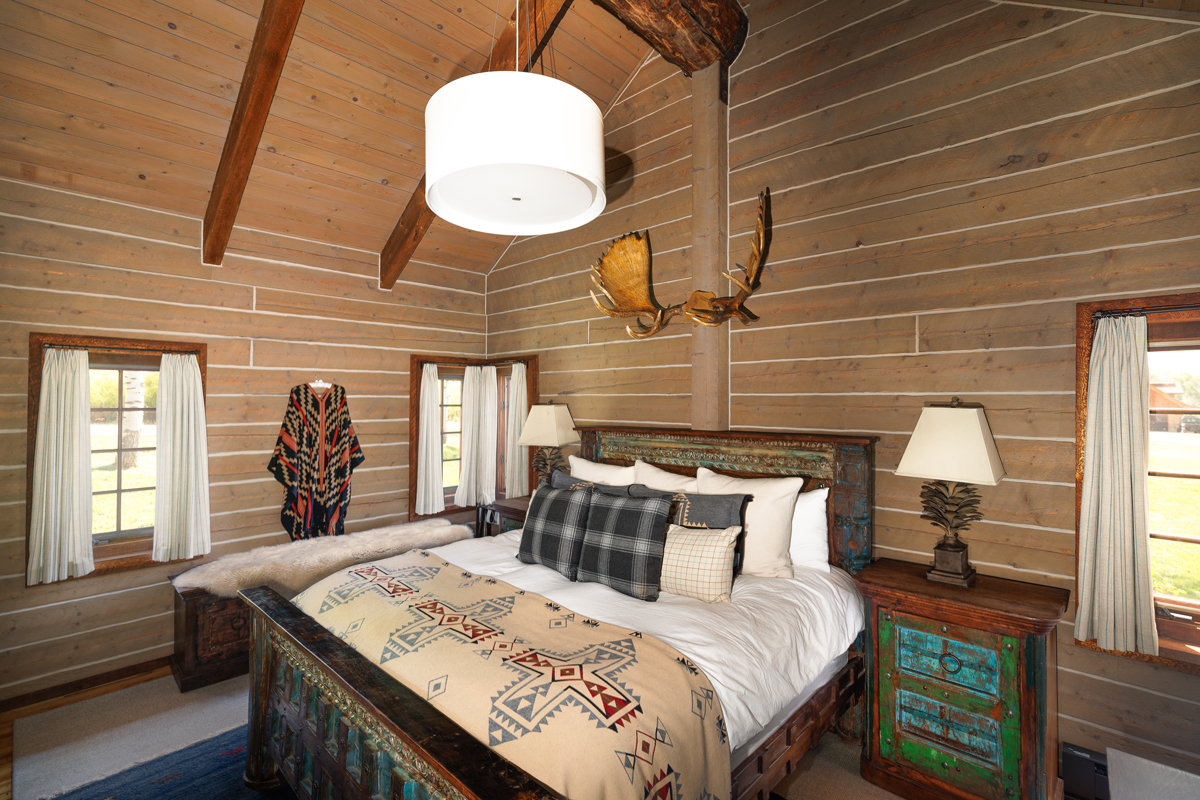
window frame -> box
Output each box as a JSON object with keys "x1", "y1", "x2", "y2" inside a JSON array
[
  {"x1": 27, "y1": 332, "x2": 207, "y2": 581},
  {"x1": 438, "y1": 374, "x2": 463, "y2": 492},
  {"x1": 89, "y1": 362, "x2": 159, "y2": 544},
  {"x1": 1075, "y1": 293, "x2": 1200, "y2": 671},
  {"x1": 407, "y1": 353, "x2": 538, "y2": 521}
]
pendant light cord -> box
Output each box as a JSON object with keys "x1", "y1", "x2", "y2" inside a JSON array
[{"x1": 485, "y1": 0, "x2": 502, "y2": 72}]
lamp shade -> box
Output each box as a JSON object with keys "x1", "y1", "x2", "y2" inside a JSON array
[
  {"x1": 895, "y1": 405, "x2": 1006, "y2": 485},
  {"x1": 516, "y1": 404, "x2": 579, "y2": 448},
  {"x1": 425, "y1": 71, "x2": 606, "y2": 236}
]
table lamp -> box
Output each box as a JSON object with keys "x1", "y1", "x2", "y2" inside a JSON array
[
  {"x1": 894, "y1": 397, "x2": 1005, "y2": 587},
  {"x1": 516, "y1": 403, "x2": 579, "y2": 486}
]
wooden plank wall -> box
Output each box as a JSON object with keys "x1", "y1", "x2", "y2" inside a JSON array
[
  {"x1": 490, "y1": 0, "x2": 1200, "y2": 776},
  {"x1": 726, "y1": 0, "x2": 1200, "y2": 773},
  {"x1": 486, "y1": 50, "x2": 695, "y2": 430},
  {"x1": 0, "y1": 182, "x2": 484, "y2": 701}
]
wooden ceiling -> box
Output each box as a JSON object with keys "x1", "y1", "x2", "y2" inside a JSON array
[{"x1": 1, "y1": 0, "x2": 658, "y2": 278}]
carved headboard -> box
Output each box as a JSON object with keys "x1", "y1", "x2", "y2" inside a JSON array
[{"x1": 577, "y1": 427, "x2": 876, "y2": 574}]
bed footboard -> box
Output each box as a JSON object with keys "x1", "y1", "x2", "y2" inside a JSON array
[{"x1": 240, "y1": 585, "x2": 561, "y2": 800}]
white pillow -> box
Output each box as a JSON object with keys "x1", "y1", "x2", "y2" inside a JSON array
[
  {"x1": 789, "y1": 487, "x2": 830, "y2": 573},
  {"x1": 634, "y1": 460, "x2": 698, "y2": 492},
  {"x1": 568, "y1": 455, "x2": 635, "y2": 485},
  {"x1": 696, "y1": 467, "x2": 804, "y2": 578}
]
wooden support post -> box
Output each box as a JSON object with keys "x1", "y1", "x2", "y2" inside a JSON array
[{"x1": 690, "y1": 61, "x2": 729, "y2": 431}]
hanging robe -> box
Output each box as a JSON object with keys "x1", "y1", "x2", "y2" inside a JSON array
[{"x1": 268, "y1": 384, "x2": 365, "y2": 540}]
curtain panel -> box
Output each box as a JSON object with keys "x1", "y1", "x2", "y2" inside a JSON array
[
  {"x1": 454, "y1": 366, "x2": 499, "y2": 507},
  {"x1": 505, "y1": 363, "x2": 529, "y2": 497},
  {"x1": 153, "y1": 353, "x2": 211, "y2": 562},
  {"x1": 27, "y1": 347, "x2": 94, "y2": 585},
  {"x1": 1077, "y1": 315, "x2": 1158, "y2": 656},
  {"x1": 415, "y1": 363, "x2": 445, "y2": 515}
]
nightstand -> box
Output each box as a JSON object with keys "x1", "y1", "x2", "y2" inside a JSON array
[
  {"x1": 854, "y1": 559, "x2": 1069, "y2": 800},
  {"x1": 475, "y1": 495, "x2": 531, "y2": 537}
]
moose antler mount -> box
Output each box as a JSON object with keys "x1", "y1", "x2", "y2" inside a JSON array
[{"x1": 589, "y1": 188, "x2": 770, "y2": 340}]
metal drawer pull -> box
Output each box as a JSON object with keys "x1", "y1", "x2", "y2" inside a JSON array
[
  {"x1": 939, "y1": 653, "x2": 963, "y2": 674},
  {"x1": 942, "y1": 762, "x2": 949, "y2": 769},
  {"x1": 941, "y1": 625, "x2": 948, "y2": 632},
  {"x1": 942, "y1": 691, "x2": 950, "y2": 698}
]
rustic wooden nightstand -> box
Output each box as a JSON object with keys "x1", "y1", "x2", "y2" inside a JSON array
[
  {"x1": 854, "y1": 559, "x2": 1069, "y2": 800},
  {"x1": 475, "y1": 495, "x2": 531, "y2": 537}
]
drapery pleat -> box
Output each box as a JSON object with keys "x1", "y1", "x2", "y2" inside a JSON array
[
  {"x1": 27, "y1": 348, "x2": 94, "y2": 585},
  {"x1": 454, "y1": 367, "x2": 499, "y2": 507},
  {"x1": 504, "y1": 363, "x2": 529, "y2": 497},
  {"x1": 454, "y1": 367, "x2": 482, "y2": 507},
  {"x1": 153, "y1": 353, "x2": 211, "y2": 561},
  {"x1": 415, "y1": 363, "x2": 445, "y2": 515},
  {"x1": 1077, "y1": 315, "x2": 1158, "y2": 656}
]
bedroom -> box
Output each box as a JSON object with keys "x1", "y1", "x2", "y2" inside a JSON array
[{"x1": 0, "y1": 0, "x2": 1197, "y2": 797}]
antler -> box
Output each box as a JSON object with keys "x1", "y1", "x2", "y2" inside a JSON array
[
  {"x1": 682, "y1": 188, "x2": 769, "y2": 327},
  {"x1": 589, "y1": 230, "x2": 682, "y2": 339}
]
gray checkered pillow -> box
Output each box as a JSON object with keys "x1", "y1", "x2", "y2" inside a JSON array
[
  {"x1": 660, "y1": 524, "x2": 741, "y2": 603},
  {"x1": 517, "y1": 487, "x2": 593, "y2": 581},
  {"x1": 577, "y1": 494, "x2": 671, "y2": 601}
]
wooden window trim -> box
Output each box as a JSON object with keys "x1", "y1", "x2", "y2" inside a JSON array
[
  {"x1": 407, "y1": 354, "x2": 538, "y2": 521},
  {"x1": 1075, "y1": 293, "x2": 1200, "y2": 674},
  {"x1": 26, "y1": 333, "x2": 207, "y2": 583}
]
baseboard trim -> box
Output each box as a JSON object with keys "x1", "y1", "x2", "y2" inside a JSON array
[{"x1": 0, "y1": 656, "x2": 172, "y2": 717}]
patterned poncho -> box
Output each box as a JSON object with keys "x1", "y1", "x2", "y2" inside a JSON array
[{"x1": 268, "y1": 384, "x2": 365, "y2": 540}]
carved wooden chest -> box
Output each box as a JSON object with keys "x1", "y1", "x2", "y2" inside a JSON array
[
  {"x1": 171, "y1": 581, "x2": 251, "y2": 692},
  {"x1": 856, "y1": 559, "x2": 1069, "y2": 800}
]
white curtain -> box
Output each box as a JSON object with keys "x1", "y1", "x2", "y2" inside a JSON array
[
  {"x1": 153, "y1": 353, "x2": 211, "y2": 562},
  {"x1": 454, "y1": 366, "x2": 499, "y2": 507},
  {"x1": 27, "y1": 348, "x2": 94, "y2": 585},
  {"x1": 415, "y1": 363, "x2": 445, "y2": 515},
  {"x1": 1077, "y1": 315, "x2": 1158, "y2": 656},
  {"x1": 505, "y1": 363, "x2": 528, "y2": 497}
]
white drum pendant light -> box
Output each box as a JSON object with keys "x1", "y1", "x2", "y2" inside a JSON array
[{"x1": 425, "y1": 70, "x2": 606, "y2": 236}]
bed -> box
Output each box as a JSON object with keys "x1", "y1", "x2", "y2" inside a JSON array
[{"x1": 239, "y1": 426, "x2": 876, "y2": 800}]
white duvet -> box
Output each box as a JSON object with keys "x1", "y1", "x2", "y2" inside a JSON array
[{"x1": 428, "y1": 531, "x2": 865, "y2": 751}]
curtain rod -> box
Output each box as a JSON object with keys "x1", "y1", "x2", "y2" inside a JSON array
[
  {"x1": 1093, "y1": 304, "x2": 1200, "y2": 319},
  {"x1": 418, "y1": 359, "x2": 527, "y2": 367},
  {"x1": 44, "y1": 344, "x2": 202, "y2": 355}
]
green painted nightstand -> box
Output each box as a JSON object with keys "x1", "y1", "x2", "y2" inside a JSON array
[{"x1": 854, "y1": 559, "x2": 1069, "y2": 800}]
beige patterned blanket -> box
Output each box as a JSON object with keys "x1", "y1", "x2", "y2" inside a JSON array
[{"x1": 292, "y1": 549, "x2": 731, "y2": 800}]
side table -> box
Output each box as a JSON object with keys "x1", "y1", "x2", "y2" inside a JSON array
[{"x1": 475, "y1": 495, "x2": 531, "y2": 537}]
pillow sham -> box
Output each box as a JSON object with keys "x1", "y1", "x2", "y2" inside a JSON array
[
  {"x1": 633, "y1": 460, "x2": 698, "y2": 492},
  {"x1": 550, "y1": 469, "x2": 634, "y2": 496},
  {"x1": 790, "y1": 487, "x2": 831, "y2": 573},
  {"x1": 517, "y1": 487, "x2": 593, "y2": 581},
  {"x1": 660, "y1": 524, "x2": 741, "y2": 603},
  {"x1": 568, "y1": 455, "x2": 635, "y2": 485},
  {"x1": 576, "y1": 494, "x2": 671, "y2": 601},
  {"x1": 695, "y1": 467, "x2": 805, "y2": 579}
]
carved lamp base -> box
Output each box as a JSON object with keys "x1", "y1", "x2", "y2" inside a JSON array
[
  {"x1": 927, "y1": 538, "x2": 977, "y2": 587},
  {"x1": 532, "y1": 446, "x2": 566, "y2": 487}
]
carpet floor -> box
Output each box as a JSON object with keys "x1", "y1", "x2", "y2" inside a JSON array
[
  {"x1": 52, "y1": 726, "x2": 296, "y2": 800},
  {"x1": 774, "y1": 735, "x2": 902, "y2": 800}
]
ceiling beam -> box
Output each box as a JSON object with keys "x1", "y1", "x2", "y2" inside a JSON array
[
  {"x1": 380, "y1": 0, "x2": 574, "y2": 290},
  {"x1": 202, "y1": 0, "x2": 307, "y2": 267},
  {"x1": 593, "y1": 0, "x2": 748, "y2": 76}
]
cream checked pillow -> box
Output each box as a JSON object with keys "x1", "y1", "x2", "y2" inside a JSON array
[
  {"x1": 660, "y1": 524, "x2": 741, "y2": 603},
  {"x1": 696, "y1": 467, "x2": 804, "y2": 578}
]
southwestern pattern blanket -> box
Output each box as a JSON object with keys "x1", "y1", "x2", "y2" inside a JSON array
[{"x1": 292, "y1": 549, "x2": 732, "y2": 799}]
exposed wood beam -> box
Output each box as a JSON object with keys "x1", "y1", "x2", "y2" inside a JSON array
[
  {"x1": 379, "y1": 0, "x2": 574, "y2": 289},
  {"x1": 202, "y1": 0, "x2": 307, "y2": 267},
  {"x1": 592, "y1": 0, "x2": 748, "y2": 76}
]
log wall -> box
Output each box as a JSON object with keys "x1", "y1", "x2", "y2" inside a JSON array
[
  {"x1": 0, "y1": 181, "x2": 484, "y2": 701},
  {"x1": 491, "y1": 0, "x2": 1200, "y2": 776}
]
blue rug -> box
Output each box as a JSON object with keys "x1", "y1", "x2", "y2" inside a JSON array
[{"x1": 56, "y1": 725, "x2": 297, "y2": 800}]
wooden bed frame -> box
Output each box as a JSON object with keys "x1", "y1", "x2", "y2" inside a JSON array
[{"x1": 240, "y1": 427, "x2": 876, "y2": 800}]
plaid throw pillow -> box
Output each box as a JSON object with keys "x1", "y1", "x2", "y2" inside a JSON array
[
  {"x1": 660, "y1": 524, "x2": 741, "y2": 603},
  {"x1": 517, "y1": 487, "x2": 593, "y2": 581},
  {"x1": 577, "y1": 494, "x2": 671, "y2": 601},
  {"x1": 550, "y1": 469, "x2": 634, "y2": 496}
]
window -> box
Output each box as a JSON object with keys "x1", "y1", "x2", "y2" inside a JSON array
[
  {"x1": 440, "y1": 376, "x2": 462, "y2": 490},
  {"x1": 1076, "y1": 294, "x2": 1200, "y2": 668},
  {"x1": 27, "y1": 333, "x2": 206, "y2": 578},
  {"x1": 89, "y1": 365, "x2": 159, "y2": 544},
  {"x1": 408, "y1": 354, "x2": 538, "y2": 519}
]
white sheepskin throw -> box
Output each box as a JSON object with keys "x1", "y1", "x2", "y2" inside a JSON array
[{"x1": 172, "y1": 518, "x2": 472, "y2": 599}]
